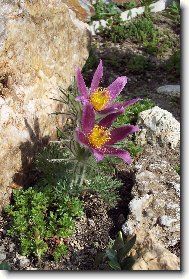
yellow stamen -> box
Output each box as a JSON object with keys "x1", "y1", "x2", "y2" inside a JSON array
[
  {"x1": 89, "y1": 87, "x2": 110, "y2": 111},
  {"x1": 88, "y1": 125, "x2": 111, "y2": 149}
]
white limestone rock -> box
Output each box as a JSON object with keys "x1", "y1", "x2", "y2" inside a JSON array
[{"x1": 136, "y1": 106, "x2": 180, "y2": 149}]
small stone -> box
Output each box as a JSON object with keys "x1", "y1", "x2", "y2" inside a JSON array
[
  {"x1": 18, "y1": 256, "x2": 30, "y2": 268},
  {"x1": 157, "y1": 85, "x2": 180, "y2": 98},
  {"x1": 88, "y1": 219, "x2": 95, "y2": 227},
  {"x1": 0, "y1": 253, "x2": 6, "y2": 261},
  {"x1": 9, "y1": 243, "x2": 15, "y2": 253},
  {"x1": 0, "y1": 245, "x2": 5, "y2": 252}
]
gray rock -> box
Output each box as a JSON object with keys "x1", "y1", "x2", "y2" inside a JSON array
[
  {"x1": 9, "y1": 243, "x2": 15, "y2": 253},
  {"x1": 0, "y1": 254, "x2": 6, "y2": 261},
  {"x1": 136, "y1": 106, "x2": 180, "y2": 149},
  {"x1": 0, "y1": 245, "x2": 6, "y2": 261},
  {"x1": 157, "y1": 85, "x2": 180, "y2": 98},
  {"x1": 19, "y1": 256, "x2": 30, "y2": 269},
  {"x1": 20, "y1": 257, "x2": 30, "y2": 268}
]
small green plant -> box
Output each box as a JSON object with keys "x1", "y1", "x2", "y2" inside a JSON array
[
  {"x1": 5, "y1": 187, "x2": 83, "y2": 262},
  {"x1": 99, "y1": 14, "x2": 126, "y2": 43},
  {"x1": 98, "y1": 14, "x2": 175, "y2": 56},
  {"x1": 85, "y1": 171, "x2": 122, "y2": 207},
  {"x1": 175, "y1": 164, "x2": 180, "y2": 175},
  {"x1": 95, "y1": 231, "x2": 136, "y2": 270},
  {"x1": 127, "y1": 54, "x2": 149, "y2": 74},
  {"x1": 53, "y1": 243, "x2": 68, "y2": 262},
  {"x1": 125, "y1": 141, "x2": 143, "y2": 158},
  {"x1": 36, "y1": 142, "x2": 122, "y2": 207},
  {"x1": 165, "y1": 0, "x2": 180, "y2": 25},
  {"x1": 163, "y1": 50, "x2": 180, "y2": 80},
  {"x1": 91, "y1": 0, "x2": 120, "y2": 21},
  {"x1": 112, "y1": 98, "x2": 155, "y2": 127},
  {"x1": 118, "y1": 0, "x2": 138, "y2": 10}
]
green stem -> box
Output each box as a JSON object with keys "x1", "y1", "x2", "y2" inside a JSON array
[{"x1": 78, "y1": 164, "x2": 86, "y2": 189}]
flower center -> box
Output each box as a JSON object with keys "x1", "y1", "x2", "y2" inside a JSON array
[
  {"x1": 88, "y1": 125, "x2": 111, "y2": 149},
  {"x1": 89, "y1": 87, "x2": 110, "y2": 111}
]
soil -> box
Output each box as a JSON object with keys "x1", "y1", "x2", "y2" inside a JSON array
[{"x1": 0, "y1": 9, "x2": 180, "y2": 271}]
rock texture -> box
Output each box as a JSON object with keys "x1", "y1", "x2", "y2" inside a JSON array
[
  {"x1": 0, "y1": 0, "x2": 91, "y2": 211},
  {"x1": 122, "y1": 145, "x2": 180, "y2": 270},
  {"x1": 132, "y1": 233, "x2": 180, "y2": 270},
  {"x1": 136, "y1": 106, "x2": 180, "y2": 149},
  {"x1": 157, "y1": 85, "x2": 180, "y2": 98},
  {"x1": 63, "y1": 0, "x2": 94, "y2": 21}
]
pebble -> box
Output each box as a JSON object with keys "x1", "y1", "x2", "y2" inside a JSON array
[
  {"x1": 19, "y1": 257, "x2": 30, "y2": 268},
  {"x1": 9, "y1": 243, "x2": 15, "y2": 253},
  {"x1": 88, "y1": 219, "x2": 95, "y2": 227},
  {"x1": 157, "y1": 85, "x2": 180, "y2": 98},
  {"x1": 16, "y1": 254, "x2": 30, "y2": 269},
  {"x1": 0, "y1": 253, "x2": 6, "y2": 261}
]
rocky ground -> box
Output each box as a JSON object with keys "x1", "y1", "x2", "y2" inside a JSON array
[{"x1": 0, "y1": 6, "x2": 180, "y2": 271}]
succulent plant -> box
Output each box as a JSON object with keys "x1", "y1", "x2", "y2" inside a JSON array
[{"x1": 95, "y1": 231, "x2": 136, "y2": 270}]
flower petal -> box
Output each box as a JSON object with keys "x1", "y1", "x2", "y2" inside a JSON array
[
  {"x1": 106, "y1": 125, "x2": 139, "y2": 145},
  {"x1": 98, "y1": 109, "x2": 124, "y2": 129},
  {"x1": 101, "y1": 146, "x2": 132, "y2": 164},
  {"x1": 76, "y1": 67, "x2": 89, "y2": 99},
  {"x1": 81, "y1": 101, "x2": 95, "y2": 134},
  {"x1": 75, "y1": 128, "x2": 88, "y2": 146},
  {"x1": 107, "y1": 76, "x2": 127, "y2": 101},
  {"x1": 90, "y1": 60, "x2": 103, "y2": 93},
  {"x1": 91, "y1": 148, "x2": 105, "y2": 161},
  {"x1": 98, "y1": 98, "x2": 142, "y2": 114},
  {"x1": 121, "y1": 98, "x2": 143, "y2": 109},
  {"x1": 98, "y1": 103, "x2": 123, "y2": 114}
]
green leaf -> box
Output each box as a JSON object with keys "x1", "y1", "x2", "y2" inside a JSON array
[
  {"x1": 108, "y1": 259, "x2": 121, "y2": 270},
  {"x1": 0, "y1": 262, "x2": 11, "y2": 270},
  {"x1": 112, "y1": 231, "x2": 124, "y2": 251},
  {"x1": 106, "y1": 248, "x2": 118, "y2": 262},
  {"x1": 118, "y1": 235, "x2": 136, "y2": 262}
]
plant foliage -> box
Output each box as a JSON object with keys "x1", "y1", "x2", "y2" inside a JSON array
[
  {"x1": 95, "y1": 231, "x2": 136, "y2": 270},
  {"x1": 5, "y1": 187, "x2": 83, "y2": 261},
  {"x1": 112, "y1": 97, "x2": 155, "y2": 127}
]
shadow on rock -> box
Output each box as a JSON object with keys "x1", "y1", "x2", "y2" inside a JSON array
[{"x1": 13, "y1": 117, "x2": 50, "y2": 188}]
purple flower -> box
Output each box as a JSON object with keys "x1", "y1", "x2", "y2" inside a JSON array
[
  {"x1": 75, "y1": 101, "x2": 139, "y2": 164},
  {"x1": 76, "y1": 60, "x2": 142, "y2": 114}
]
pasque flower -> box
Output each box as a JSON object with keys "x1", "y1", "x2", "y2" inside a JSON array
[
  {"x1": 75, "y1": 101, "x2": 139, "y2": 164},
  {"x1": 76, "y1": 60, "x2": 142, "y2": 114}
]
